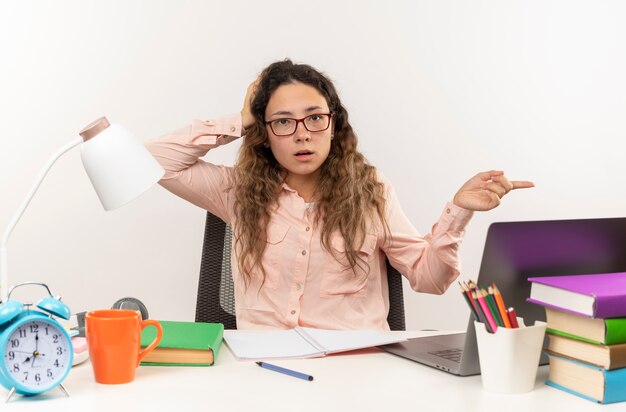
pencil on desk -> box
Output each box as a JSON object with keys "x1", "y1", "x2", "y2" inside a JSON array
[
  {"x1": 491, "y1": 284, "x2": 512, "y2": 328},
  {"x1": 256, "y1": 362, "x2": 314, "y2": 381}
]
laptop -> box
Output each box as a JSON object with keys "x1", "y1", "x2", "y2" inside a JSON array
[{"x1": 380, "y1": 217, "x2": 626, "y2": 376}]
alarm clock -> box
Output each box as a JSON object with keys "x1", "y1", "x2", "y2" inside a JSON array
[{"x1": 0, "y1": 282, "x2": 73, "y2": 401}]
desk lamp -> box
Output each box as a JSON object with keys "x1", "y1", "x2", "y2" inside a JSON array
[{"x1": 0, "y1": 117, "x2": 164, "y2": 301}]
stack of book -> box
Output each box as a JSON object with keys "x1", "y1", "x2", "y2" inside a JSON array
[{"x1": 528, "y1": 272, "x2": 626, "y2": 404}]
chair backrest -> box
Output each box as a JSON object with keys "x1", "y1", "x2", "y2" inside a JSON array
[
  {"x1": 195, "y1": 212, "x2": 406, "y2": 330},
  {"x1": 195, "y1": 212, "x2": 237, "y2": 329},
  {"x1": 385, "y1": 259, "x2": 406, "y2": 331}
]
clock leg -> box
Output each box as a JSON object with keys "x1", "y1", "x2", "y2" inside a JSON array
[
  {"x1": 58, "y1": 384, "x2": 70, "y2": 397},
  {"x1": 5, "y1": 387, "x2": 16, "y2": 403}
]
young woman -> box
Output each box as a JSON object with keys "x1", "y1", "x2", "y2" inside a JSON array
[{"x1": 147, "y1": 59, "x2": 533, "y2": 330}]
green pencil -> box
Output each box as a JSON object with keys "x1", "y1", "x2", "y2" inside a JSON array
[{"x1": 482, "y1": 287, "x2": 504, "y2": 327}]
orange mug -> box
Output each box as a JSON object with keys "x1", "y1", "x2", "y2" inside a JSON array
[{"x1": 85, "y1": 309, "x2": 162, "y2": 384}]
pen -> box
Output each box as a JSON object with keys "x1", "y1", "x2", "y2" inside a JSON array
[{"x1": 256, "y1": 361, "x2": 314, "y2": 381}]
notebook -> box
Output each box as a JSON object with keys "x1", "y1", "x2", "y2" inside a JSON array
[
  {"x1": 380, "y1": 217, "x2": 626, "y2": 376},
  {"x1": 224, "y1": 327, "x2": 406, "y2": 361}
]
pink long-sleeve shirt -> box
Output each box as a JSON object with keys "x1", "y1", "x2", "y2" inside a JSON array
[{"x1": 146, "y1": 113, "x2": 473, "y2": 330}]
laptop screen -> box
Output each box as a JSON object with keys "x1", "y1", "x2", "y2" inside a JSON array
[
  {"x1": 460, "y1": 217, "x2": 626, "y2": 374},
  {"x1": 474, "y1": 217, "x2": 626, "y2": 327}
]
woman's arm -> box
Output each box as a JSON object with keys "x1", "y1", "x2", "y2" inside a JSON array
[
  {"x1": 145, "y1": 113, "x2": 243, "y2": 222},
  {"x1": 381, "y1": 178, "x2": 473, "y2": 294},
  {"x1": 381, "y1": 170, "x2": 533, "y2": 294}
]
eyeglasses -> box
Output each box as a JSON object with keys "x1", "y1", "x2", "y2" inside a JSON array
[{"x1": 265, "y1": 113, "x2": 333, "y2": 136}]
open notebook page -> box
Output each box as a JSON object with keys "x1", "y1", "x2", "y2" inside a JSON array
[
  {"x1": 300, "y1": 327, "x2": 406, "y2": 353},
  {"x1": 223, "y1": 328, "x2": 406, "y2": 361},
  {"x1": 224, "y1": 329, "x2": 324, "y2": 360}
]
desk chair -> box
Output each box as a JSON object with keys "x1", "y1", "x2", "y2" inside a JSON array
[{"x1": 195, "y1": 212, "x2": 406, "y2": 330}]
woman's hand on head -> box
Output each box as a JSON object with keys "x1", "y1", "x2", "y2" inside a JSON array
[
  {"x1": 241, "y1": 79, "x2": 260, "y2": 131},
  {"x1": 452, "y1": 170, "x2": 534, "y2": 211}
]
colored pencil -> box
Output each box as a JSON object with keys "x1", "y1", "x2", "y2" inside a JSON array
[
  {"x1": 463, "y1": 281, "x2": 478, "y2": 313},
  {"x1": 471, "y1": 290, "x2": 494, "y2": 333},
  {"x1": 458, "y1": 282, "x2": 476, "y2": 320},
  {"x1": 491, "y1": 284, "x2": 512, "y2": 328},
  {"x1": 475, "y1": 290, "x2": 498, "y2": 333},
  {"x1": 458, "y1": 281, "x2": 478, "y2": 320},
  {"x1": 468, "y1": 280, "x2": 478, "y2": 291},
  {"x1": 481, "y1": 288, "x2": 503, "y2": 327},
  {"x1": 507, "y1": 308, "x2": 519, "y2": 328},
  {"x1": 485, "y1": 287, "x2": 504, "y2": 327},
  {"x1": 468, "y1": 280, "x2": 494, "y2": 333}
]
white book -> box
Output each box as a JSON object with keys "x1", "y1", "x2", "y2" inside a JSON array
[{"x1": 223, "y1": 327, "x2": 407, "y2": 361}]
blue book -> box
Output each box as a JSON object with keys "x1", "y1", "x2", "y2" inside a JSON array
[{"x1": 546, "y1": 354, "x2": 626, "y2": 404}]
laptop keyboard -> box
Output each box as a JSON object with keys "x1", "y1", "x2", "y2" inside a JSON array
[{"x1": 428, "y1": 348, "x2": 462, "y2": 363}]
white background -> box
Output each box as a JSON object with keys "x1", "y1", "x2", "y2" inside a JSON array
[{"x1": 1, "y1": 0, "x2": 625, "y2": 331}]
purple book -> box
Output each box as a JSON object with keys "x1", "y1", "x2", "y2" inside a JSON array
[{"x1": 527, "y1": 272, "x2": 626, "y2": 318}]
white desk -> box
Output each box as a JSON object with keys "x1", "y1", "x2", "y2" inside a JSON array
[{"x1": 3, "y1": 331, "x2": 615, "y2": 411}]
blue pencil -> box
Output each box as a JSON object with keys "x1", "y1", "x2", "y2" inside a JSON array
[{"x1": 256, "y1": 361, "x2": 314, "y2": 381}]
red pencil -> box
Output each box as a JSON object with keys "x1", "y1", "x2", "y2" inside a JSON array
[
  {"x1": 459, "y1": 281, "x2": 478, "y2": 315},
  {"x1": 507, "y1": 308, "x2": 519, "y2": 328}
]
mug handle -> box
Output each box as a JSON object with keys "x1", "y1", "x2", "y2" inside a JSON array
[{"x1": 137, "y1": 319, "x2": 163, "y2": 365}]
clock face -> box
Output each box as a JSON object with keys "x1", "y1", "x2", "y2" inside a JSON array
[{"x1": 3, "y1": 318, "x2": 72, "y2": 391}]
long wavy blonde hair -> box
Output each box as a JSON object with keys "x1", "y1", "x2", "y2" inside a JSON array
[{"x1": 233, "y1": 60, "x2": 388, "y2": 286}]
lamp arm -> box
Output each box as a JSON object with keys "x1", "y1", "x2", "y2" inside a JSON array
[{"x1": 0, "y1": 136, "x2": 83, "y2": 302}]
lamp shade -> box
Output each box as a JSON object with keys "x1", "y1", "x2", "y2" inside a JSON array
[{"x1": 79, "y1": 117, "x2": 164, "y2": 210}]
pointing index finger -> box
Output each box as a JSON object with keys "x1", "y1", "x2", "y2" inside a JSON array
[{"x1": 511, "y1": 180, "x2": 535, "y2": 190}]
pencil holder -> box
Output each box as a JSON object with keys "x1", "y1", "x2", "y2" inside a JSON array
[{"x1": 474, "y1": 318, "x2": 546, "y2": 394}]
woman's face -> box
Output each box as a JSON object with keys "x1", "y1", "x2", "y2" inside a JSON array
[{"x1": 264, "y1": 82, "x2": 333, "y2": 187}]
